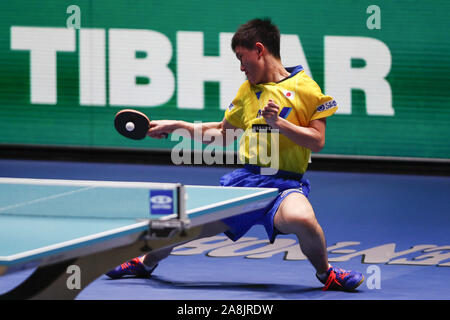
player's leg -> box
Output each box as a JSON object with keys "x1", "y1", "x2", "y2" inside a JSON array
[
  {"x1": 142, "y1": 246, "x2": 173, "y2": 269},
  {"x1": 273, "y1": 192, "x2": 364, "y2": 291},
  {"x1": 273, "y1": 192, "x2": 329, "y2": 274},
  {"x1": 105, "y1": 246, "x2": 174, "y2": 279},
  {"x1": 105, "y1": 219, "x2": 231, "y2": 279}
]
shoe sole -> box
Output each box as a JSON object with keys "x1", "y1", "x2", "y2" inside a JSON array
[{"x1": 349, "y1": 275, "x2": 365, "y2": 291}]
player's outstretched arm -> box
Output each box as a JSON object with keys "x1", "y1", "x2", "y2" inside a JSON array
[{"x1": 147, "y1": 118, "x2": 239, "y2": 146}]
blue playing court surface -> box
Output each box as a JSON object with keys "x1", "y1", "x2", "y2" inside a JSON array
[{"x1": 0, "y1": 159, "x2": 449, "y2": 300}]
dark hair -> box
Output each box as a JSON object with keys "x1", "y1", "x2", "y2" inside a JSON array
[{"x1": 231, "y1": 18, "x2": 281, "y2": 59}]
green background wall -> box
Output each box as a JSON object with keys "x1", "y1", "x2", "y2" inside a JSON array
[{"x1": 1, "y1": 1, "x2": 449, "y2": 159}]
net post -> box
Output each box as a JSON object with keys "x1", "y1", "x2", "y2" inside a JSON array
[
  {"x1": 147, "y1": 183, "x2": 190, "y2": 239},
  {"x1": 177, "y1": 184, "x2": 188, "y2": 226}
]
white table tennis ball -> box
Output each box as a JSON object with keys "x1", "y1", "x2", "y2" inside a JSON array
[{"x1": 126, "y1": 122, "x2": 135, "y2": 132}]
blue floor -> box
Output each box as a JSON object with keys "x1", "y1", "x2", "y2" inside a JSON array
[{"x1": 1, "y1": 159, "x2": 449, "y2": 300}]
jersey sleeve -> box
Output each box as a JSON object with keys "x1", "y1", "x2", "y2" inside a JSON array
[
  {"x1": 224, "y1": 81, "x2": 248, "y2": 129},
  {"x1": 304, "y1": 80, "x2": 339, "y2": 122}
]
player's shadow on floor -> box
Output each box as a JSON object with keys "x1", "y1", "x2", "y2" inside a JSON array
[{"x1": 141, "y1": 275, "x2": 323, "y2": 295}]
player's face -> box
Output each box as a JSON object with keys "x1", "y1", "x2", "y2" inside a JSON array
[{"x1": 234, "y1": 45, "x2": 264, "y2": 85}]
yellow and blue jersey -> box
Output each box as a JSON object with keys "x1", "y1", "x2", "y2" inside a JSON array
[{"x1": 225, "y1": 65, "x2": 338, "y2": 174}]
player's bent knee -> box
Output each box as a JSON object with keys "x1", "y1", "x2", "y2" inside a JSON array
[
  {"x1": 288, "y1": 209, "x2": 316, "y2": 229},
  {"x1": 275, "y1": 196, "x2": 317, "y2": 233}
]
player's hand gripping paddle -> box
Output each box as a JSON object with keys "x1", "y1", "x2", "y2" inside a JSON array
[{"x1": 114, "y1": 109, "x2": 168, "y2": 140}]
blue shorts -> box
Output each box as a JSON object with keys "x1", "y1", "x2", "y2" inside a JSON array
[{"x1": 220, "y1": 165, "x2": 310, "y2": 243}]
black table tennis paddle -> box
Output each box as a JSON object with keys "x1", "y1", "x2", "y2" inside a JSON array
[{"x1": 114, "y1": 109, "x2": 168, "y2": 140}]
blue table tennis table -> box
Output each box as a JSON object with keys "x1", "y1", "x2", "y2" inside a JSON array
[{"x1": 0, "y1": 177, "x2": 278, "y2": 300}]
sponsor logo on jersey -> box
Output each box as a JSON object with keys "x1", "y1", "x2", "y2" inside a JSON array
[{"x1": 317, "y1": 99, "x2": 337, "y2": 112}]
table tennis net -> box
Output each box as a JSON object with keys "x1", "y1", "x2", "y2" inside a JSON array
[{"x1": 0, "y1": 178, "x2": 181, "y2": 220}]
